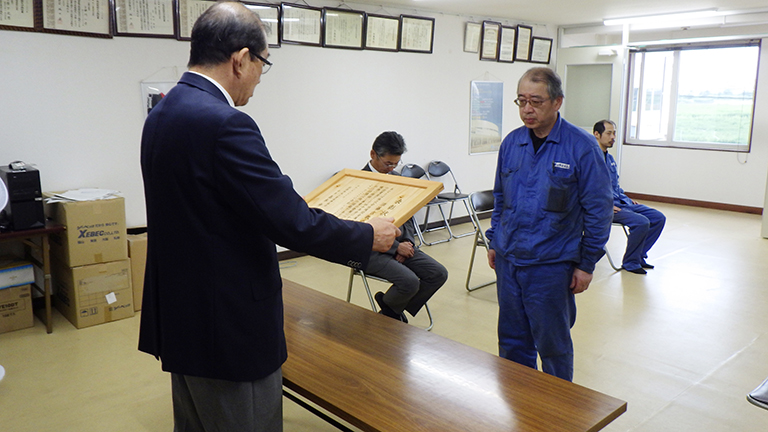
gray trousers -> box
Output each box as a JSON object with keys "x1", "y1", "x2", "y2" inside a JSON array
[
  {"x1": 171, "y1": 368, "x2": 283, "y2": 432},
  {"x1": 366, "y1": 249, "x2": 448, "y2": 316}
]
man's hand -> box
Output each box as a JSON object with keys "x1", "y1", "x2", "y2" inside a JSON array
[
  {"x1": 396, "y1": 242, "x2": 415, "y2": 259},
  {"x1": 613, "y1": 206, "x2": 621, "y2": 214},
  {"x1": 368, "y1": 217, "x2": 400, "y2": 253},
  {"x1": 570, "y1": 268, "x2": 593, "y2": 294},
  {"x1": 487, "y1": 249, "x2": 496, "y2": 270}
]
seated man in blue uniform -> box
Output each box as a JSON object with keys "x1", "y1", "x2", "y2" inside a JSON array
[
  {"x1": 362, "y1": 131, "x2": 448, "y2": 323},
  {"x1": 593, "y1": 119, "x2": 666, "y2": 274}
]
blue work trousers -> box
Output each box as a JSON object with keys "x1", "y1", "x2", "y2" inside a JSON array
[
  {"x1": 496, "y1": 256, "x2": 576, "y2": 381},
  {"x1": 612, "y1": 203, "x2": 665, "y2": 270}
]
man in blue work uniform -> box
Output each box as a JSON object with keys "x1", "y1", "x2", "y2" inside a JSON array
[
  {"x1": 593, "y1": 120, "x2": 666, "y2": 274},
  {"x1": 486, "y1": 67, "x2": 613, "y2": 381}
]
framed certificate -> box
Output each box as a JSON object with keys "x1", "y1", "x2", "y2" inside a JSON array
[
  {"x1": 176, "y1": 0, "x2": 215, "y2": 40},
  {"x1": 244, "y1": 2, "x2": 281, "y2": 47},
  {"x1": 399, "y1": 15, "x2": 434, "y2": 54},
  {"x1": 497, "y1": 26, "x2": 516, "y2": 63},
  {"x1": 323, "y1": 7, "x2": 364, "y2": 50},
  {"x1": 304, "y1": 169, "x2": 443, "y2": 227},
  {"x1": 281, "y1": 2, "x2": 322, "y2": 46},
  {"x1": 463, "y1": 22, "x2": 481, "y2": 53},
  {"x1": 365, "y1": 14, "x2": 399, "y2": 51},
  {"x1": 114, "y1": 0, "x2": 176, "y2": 38},
  {"x1": 479, "y1": 21, "x2": 500, "y2": 61},
  {"x1": 42, "y1": 0, "x2": 112, "y2": 37},
  {"x1": 514, "y1": 25, "x2": 532, "y2": 62},
  {"x1": 0, "y1": 0, "x2": 37, "y2": 32},
  {"x1": 530, "y1": 37, "x2": 553, "y2": 64}
]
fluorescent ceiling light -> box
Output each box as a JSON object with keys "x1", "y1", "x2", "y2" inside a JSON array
[{"x1": 604, "y1": 9, "x2": 722, "y2": 27}]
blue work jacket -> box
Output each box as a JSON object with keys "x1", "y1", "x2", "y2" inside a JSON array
[
  {"x1": 486, "y1": 115, "x2": 613, "y2": 273},
  {"x1": 604, "y1": 151, "x2": 632, "y2": 207}
]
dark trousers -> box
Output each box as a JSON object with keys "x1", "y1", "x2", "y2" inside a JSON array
[
  {"x1": 171, "y1": 368, "x2": 283, "y2": 432},
  {"x1": 613, "y1": 203, "x2": 666, "y2": 270},
  {"x1": 366, "y1": 249, "x2": 447, "y2": 316}
]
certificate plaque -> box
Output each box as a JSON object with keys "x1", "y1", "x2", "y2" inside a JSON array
[
  {"x1": 244, "y1": 2, "x2": 281, "y2": 47},
  {"x1": 514, "y1": 25, "x2": 532, "y2": 62},
  {"x1": 399, "y1": 15, "x2": 434, "y2": 54},
  {"x1": 304, "y1": 169, "x2": 443, "y2": 227},
  {"x1": 530, "y1": 37, "x2": 553, "y2": 64},
  {"x1": 114, "y1": 0, "x2": 175, "y2": 37},
  {"x1": 479, "y1": 21, "x2": 500, "y2": 61},
  {"x1": 323, "y1": 7, "x2": 364, "y2": 49},
  {"x1": 176, "y1": 0, "x2": 214, "y2": 40},
  {"x1": 0, "y1": 0, "x2": 35, "y2": 31},
  {"x1": 498, "y1": 26, "x2": 516, "y2": 63},
  {"x1": 463, "y1": 22, "x2": 481, "y2": 53},
  {"x1": 43, "y1": 0, "x2": 112, "y2": 37},
  {"x1": 281, "y1": 2, "x2": 322, "y2": 46},
  {"x1": 365, "y1": 14, "x2": 399, "y2": 51}
]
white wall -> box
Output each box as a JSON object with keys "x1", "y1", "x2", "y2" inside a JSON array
[{"x1": 0, "y1": 5, "x2": 554, "y2": 228}]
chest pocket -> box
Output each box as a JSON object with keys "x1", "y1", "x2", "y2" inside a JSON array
[
  {"x1": 500, "y1": 166, "x2": 520, "y2": 211},
  {"x1": 544, "y1": 164, "x2": 577, "y2": 213}
]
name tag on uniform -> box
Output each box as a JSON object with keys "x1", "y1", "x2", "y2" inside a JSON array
[{"x1": 554, "y1": 162, "x2": 570, "y2": 170}]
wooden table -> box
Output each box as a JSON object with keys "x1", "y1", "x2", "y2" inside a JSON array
[
  {"x1": 282, "y1": 279, "x2": 626, "y2": 432},
  {"x1": 0, "y1": 221, "x2": 65, "y2": 333}
]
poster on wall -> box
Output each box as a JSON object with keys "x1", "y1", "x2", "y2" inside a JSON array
[{"x1": 469, "y1": 81, "x2": 503, "y2": 155}]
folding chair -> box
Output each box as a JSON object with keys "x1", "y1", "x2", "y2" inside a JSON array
[
  {"x1": 400, "y1": 163, "x2": 452, "y2": 246},
  {"x1": 604, "y1": 222, "x2": 631, "y2": 271},
  {"x1": 346, "y1": 268, "x2": 434, "y2": 331},
  {"x1": 465, "y1": 190, "x2": 496, "y2": 292},
  {"x1": 425, "y1": 160, "x2": 475, "y2": 240}
]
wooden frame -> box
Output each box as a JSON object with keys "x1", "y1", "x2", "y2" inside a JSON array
[
  {"x1": 323, "y1": 7, "x2": 365, "y2": 50},
  {"x1": 479, "y1": 21, "x2": 500, "y2": 61},
  {"x1": 497, "y1": 25, "x2": 517, "y2": 63},
  {"x1": 399, "y1": 14, "x2": 434, "y2": 54},
  {"x1": 281, "y1": 2, "x2": 322, "y2": 46},
  {"x1": 365, "y1": 14, "x2": 399, "y2": 51},
  {"x1": 463, "y1": 22, "x2": 481, "y2": 53},
  {"x1": 530, "y1": 36, "x2": 553, "y2": 64},
  {"x1": 176, "y1": 0, "x2": 215, "y2": 40},
  {"x1": 113, "y1": 0, "x2": 176, "y2": 38},
  {"x1": 304, "y1": 169, "x2": 443, "y2": 227},
  {"x1": 0, "y1": 0, "x2": 37, "y2": 32},
  {"x1": 514, "y1": 24, "x2": 532, "y2": 62},
  {"x1": 244, "y1": 2, "x2": 281, "y2": 47},
  {"x1": 42, "y1": 0, "x2": 113, "y2": 38}
]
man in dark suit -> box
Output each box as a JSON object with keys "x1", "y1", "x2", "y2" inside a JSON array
[
  {"x1": 362, "y1": 131, "x2": 448, "y2": 323},
  {"x1": 139, "y1": 3, "x2": 399, "y2": 431}
]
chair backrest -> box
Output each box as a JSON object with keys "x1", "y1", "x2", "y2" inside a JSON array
[
  {"x1": 470, "y1": 190, "x2": 495, "y2": 213},
  {"x1": 401, "y1": 163, "x2": 426, "y2": 179},
  {"x1": 427, "y1": 160, "x2": 461, "y2": 193}
]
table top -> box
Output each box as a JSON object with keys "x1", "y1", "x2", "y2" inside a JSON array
[
  {"x1": 281, "y1": 279, "x2": 626, "y2": 432},
  {"x1": 0, "y1": 221, "x2": 65, "y2": 241}
]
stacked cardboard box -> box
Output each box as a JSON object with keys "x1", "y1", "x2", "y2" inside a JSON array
[
  {"x1": 0, "y1": 258, "x2": 35, "y2": 334},
  {"x1": 45, "y1": 193, "x2": 134, "y2": 329}
]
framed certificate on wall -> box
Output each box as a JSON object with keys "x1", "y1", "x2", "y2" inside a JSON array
[
  {"x1": 365, "y1": 14, "x2": 399, "y2": 51},
  {"x1": 114, "y1": 0, "x2": 176, "y2": 38},
  {"x1": 177, "y1": 0, "x2": 215, "y2": 40},
  {"x1": 399, "y1": 15, "x2": 434, "y2": 54},
  {"x1": 281, "y1": 3, "x2": 322, "y2": 46},
  {"x1": 498, "y1": 26, "x2": 517, "y2": 63},
  {"x1": 463, "y1": 22, "x2": 481, "y2": 53},
  {"x1": 0, "y1": 0, "x2": 36, "y2": 32},
  {"x1": 323, "y1": 7, "x2": 365, "y2": 49},
  {"x1": 514, "y1": 24, "x2": 532, "y2": 62},
  {"x1": 42, "y1": 0, "x2": 112, "y2": 37},
  {"x1": 244, "y1": 2, "x2": 281, "y2": 47},
  {"x1": 479, "y1": 21, "x2": 500, "y2": 61},
  {"x1": 530, "y1": 37, "x2": 553, "y2": 64}
]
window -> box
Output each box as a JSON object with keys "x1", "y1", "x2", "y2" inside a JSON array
[{"x1": 625, "y1": 41, "x2": 760, "y2": 152}]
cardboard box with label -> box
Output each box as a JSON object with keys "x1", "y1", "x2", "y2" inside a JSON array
[
  {"x1": 0, "y1": 259, "x2": 36, "y2": 333},
  {"x1": 44, "y1": 193, "x2": 128, "y2": 267},
  {"x1": 53, "y1": 259, "x2": 134, "y2": 329},
  {"x1": 127, "y1": 233, "x2": 147, "y2": 311}
]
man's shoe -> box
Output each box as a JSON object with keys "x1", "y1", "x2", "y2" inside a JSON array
[
  {"x1": 375, "y1": 292, "x2": 401, "y2": 321},
  {"x1": 748, "y1": 377, "x2": 768, "y2": 410},
  {"x1": 641, "y1": 262, "x2": 655, "y2": 269},
  {"x1": 399, "y1": 313, "x2": 408, "y2": 324},
  {"x1": 623, "y1": 267, "x2": 647, "y2": 275}
]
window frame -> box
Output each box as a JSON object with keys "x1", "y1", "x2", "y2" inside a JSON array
[{"x1": 623, "y1": 40, "x2": 761, "y2": 153}]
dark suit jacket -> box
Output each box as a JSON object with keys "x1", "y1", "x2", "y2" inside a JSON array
[{"x1": 140, "y1": 72, "x2": 372, "y2": 382}]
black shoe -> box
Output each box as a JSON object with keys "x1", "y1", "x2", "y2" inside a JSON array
[
  {"x1": 399, "y1": 313, "x2": 408, "y2": 324},
  {"x1": 623, "y1": 267, "x2": 647, "y2": 275},
  {"x1": 641, "y1": 262, "x2": 655, "y2": 269},
  {"x1": 375, "y1": 292, "x2": 401, "y2": 321}
]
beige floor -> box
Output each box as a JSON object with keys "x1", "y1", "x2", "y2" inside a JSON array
[{"x1": 2, "y1": 202, "x2": 768, "y2": 431}]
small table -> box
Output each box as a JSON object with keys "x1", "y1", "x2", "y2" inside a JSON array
[
  {"x1": 0, "y1": 221, "x2": 65, "y2": 333},
  {"x1": 282, "y1": 279, "x2": 627, "y2": 432}
]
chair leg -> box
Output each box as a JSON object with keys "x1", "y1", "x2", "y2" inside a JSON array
[
  {"x1": 449, "y1": 200, "x2": 476, "y2": 239},
  {"x1": 604, "y1": 246, "x2": 622, "y2": 271},
  {"x1": 465, "y1": 231, "x2": 496, "y2": 291},
  {"x1": 347, "y1": 269, "x2": 378, "y2": 312},
  {"x1": 424, "y1": 303, "x2": 434, "y2": 331},
  {"x1": 359, "y1": 271, "x2": 378, "y2": 312},
  {"x1": 423, "y1": 204, "x2": 452, "y2": 246}
]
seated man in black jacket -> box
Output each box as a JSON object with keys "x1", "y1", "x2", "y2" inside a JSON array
[{"x1": 362, "y1": 131, "x2": 448, "y2": 322}]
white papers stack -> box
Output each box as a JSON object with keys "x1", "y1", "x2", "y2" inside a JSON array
[{"x1": 45, "y1": 188, "x2": 122, "y2": 203}]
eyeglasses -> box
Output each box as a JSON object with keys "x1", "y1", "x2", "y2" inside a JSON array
[
  {"x1": 514, "y1": 98, "x2": 550, "y2": 108},
  {"x1": 376, "y1": 154, "x2": 402, "y2": 168},
  {"x1": 252, "y1": 53, "x2": 272, "y2": 74}
]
